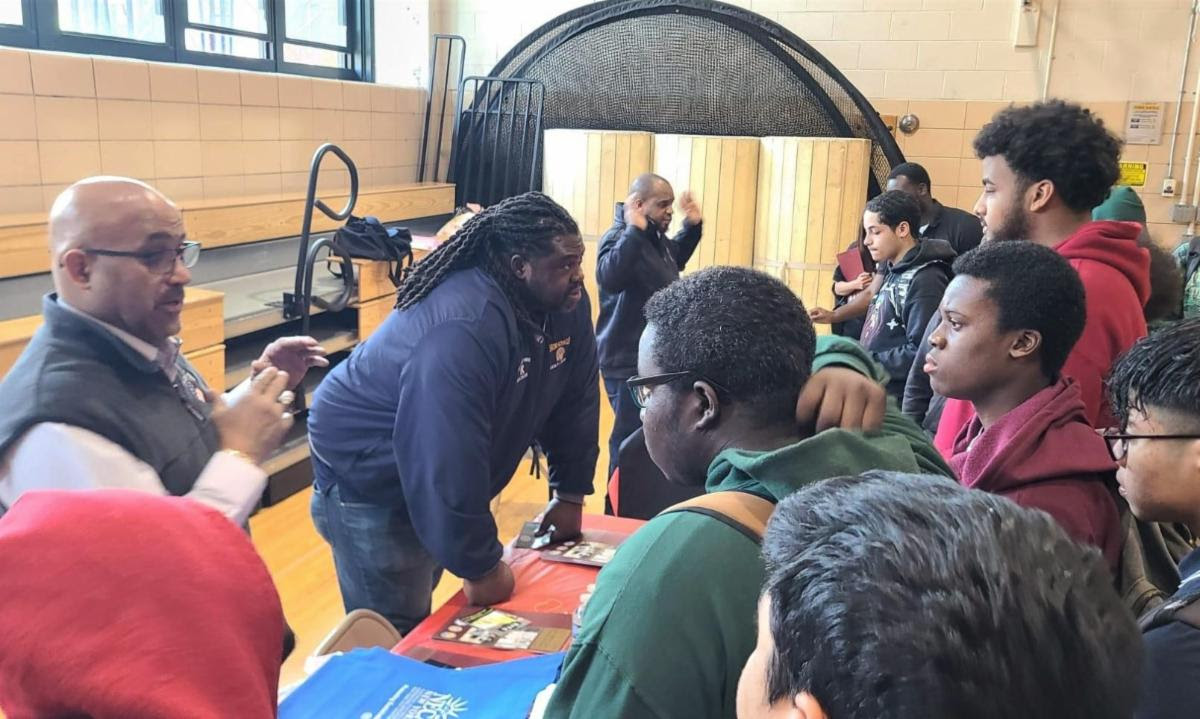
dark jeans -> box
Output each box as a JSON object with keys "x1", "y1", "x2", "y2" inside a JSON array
[
  {"x1": 310, "y1": 483, "x2": 443, "y2": 635},
  {"x1": 603, "y1": 373, "x2": 643, "y2": 484}
]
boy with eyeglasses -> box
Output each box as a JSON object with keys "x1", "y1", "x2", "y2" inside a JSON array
[
  {"x1": 1105, "y1": 318, "x2": 1200, "y2": 719},
  {"x1": 544, "y1": 266, "x2": 951, "y2": 719},
  {"x1": 927, "y1": 241, "x2": 1122, "y2": 568}
]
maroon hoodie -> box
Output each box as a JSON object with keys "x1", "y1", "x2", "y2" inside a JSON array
[
  {"x1": 936, "y1": 220, "x2": 1150, "y2": 454},
  {"x1": 950, "y1": 377, "x2": 1122, "y2": 571}
]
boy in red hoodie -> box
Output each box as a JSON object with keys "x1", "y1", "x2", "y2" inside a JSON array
[
  {"x1": 933, "y1": 100, "x2": 1150, "y2": 454},
  {"x1": 926, "y1": 241, "x2": 1121, "y2": 568},
  {"x1": 0, "y1": 490, "x2": 286, "y2": 718}
]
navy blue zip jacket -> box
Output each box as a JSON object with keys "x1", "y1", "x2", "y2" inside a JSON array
[
  {"x1": 596, "y1": 203, "x2": 702, "y2": 376},
  {"x1": 307, "y1": 268, "x2": 600, "y2": 580}
]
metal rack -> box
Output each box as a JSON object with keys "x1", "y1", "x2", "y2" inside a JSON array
[{"x1": 451, "y1": 76, "x2": 545, "y2": 207}]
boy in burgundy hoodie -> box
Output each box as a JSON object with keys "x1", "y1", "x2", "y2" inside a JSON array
[
  {"x1": 926, "y1": 242, "x2": 1121, "y2": 568},
  {"x1": 933, "y1": 100, "x2": 1150, "y2": 455}
]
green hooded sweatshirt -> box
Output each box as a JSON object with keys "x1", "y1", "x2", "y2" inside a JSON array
[{"x1": 544, "y1": 336, "x2": 952, "y2": 719}]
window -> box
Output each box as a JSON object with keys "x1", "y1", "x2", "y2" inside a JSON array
[
  {"x1": 0, "y1": 0, "x2": 23, "y2": 26},
  {"x1": 58, "y1": 0, "x2": 166, "y2": 43},
  {"x1": 0, "y1": 0, "x2": 371, "y2": 80}
]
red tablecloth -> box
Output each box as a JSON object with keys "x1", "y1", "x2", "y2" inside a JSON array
[{"x1": 393, "y1": 514, "x2": 644, "y2": 667}]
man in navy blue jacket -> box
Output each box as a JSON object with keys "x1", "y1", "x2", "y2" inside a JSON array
[
  {"x1": 596, "y1": 174, "x2": 702, "y2": 484},
  {"x1": 308, "y1": 192, "x2": 599, "y2": 632}
]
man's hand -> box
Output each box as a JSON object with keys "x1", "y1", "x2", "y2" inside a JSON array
[
  {"x1": 209, "y1": 367, "x2": 294, "y2": 464},
  {"x1": 251, "y1": 336, "x2": 329, "y2": 389},
  {"x1": 679, "y1": 190, "x2": 702, "y2": 225},
  {"x1": 796, "y1": 366, "x2": 886, "y2": 434},
  {"x1": 536, "y1": 498, "x2": 583, "y2": 543},
  {"x1": 463, "y1": 560, "x2": 515, "y2": 606},
  {"x1": 808, "y1": 307, "x2": 835, "y2": 324},
  {"x1": 622, "y1": 192, "x2": 649, "y2": 231}
]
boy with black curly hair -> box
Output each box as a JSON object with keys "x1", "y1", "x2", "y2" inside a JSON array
[{"x1": 933, "y1": 100, "x2": 1150, "y2": 454}]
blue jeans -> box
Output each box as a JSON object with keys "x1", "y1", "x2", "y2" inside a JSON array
[
  {"x1": 603, "y1": 373, "x2": 643, "y2": 483},
  {"x1": 310, "y1": 483, "x2": 443, "y2": 635}
]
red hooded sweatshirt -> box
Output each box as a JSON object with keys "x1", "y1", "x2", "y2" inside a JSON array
[
  {"x1": 936, "y1": 220, "x2": 1150, "y2": 454},
  {"x1": 0, "y1": 490, "x2": 284, "y2": 719},
  {"x1": 950, "y1": 377, "x2": 1122, "y2": 570}
]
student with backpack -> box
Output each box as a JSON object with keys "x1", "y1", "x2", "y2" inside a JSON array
[
  {"x1": 1106, "y1": 319, "x2": 1200, "y2": 718},
  {"x1": 543, "y1": 267, "x2": 950, "y2": 719},
  {"x1": 857, "y1": 190, "x2": 955, "y2": 400},
  {"x1": 925, "y1": 241, "x2": 1122, "y2": 568}
]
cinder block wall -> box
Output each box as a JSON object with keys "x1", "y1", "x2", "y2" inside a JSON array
[{"x1": 432, "y1": 0, "x2": 1200, "y2": 245}]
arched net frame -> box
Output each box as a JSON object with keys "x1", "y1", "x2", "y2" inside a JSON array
[{"x1": 455, "y1": 0, "x2": 904, "y2": 205}]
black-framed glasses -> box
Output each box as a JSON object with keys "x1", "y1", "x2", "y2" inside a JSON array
[
  {"x1": 82, "y1": 241, "x2": 201, "y2": 274},
  {"x1": 626, "y1": 371, "x2": 728, "y2": 409},
  {"x1": 1102, "y1": 429, "x2": 1200, "y2": 462}
]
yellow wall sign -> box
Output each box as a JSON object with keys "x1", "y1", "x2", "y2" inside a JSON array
[{"x1": 1118, "y1": 161, "x2": 1148, "y2": 188}]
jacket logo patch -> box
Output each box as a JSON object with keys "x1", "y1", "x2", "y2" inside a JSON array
[
  {"x1": 548, "y1": 337, "x2": 571, "y2": 370},
  {"x1": 517, "y1": 357, "x2": 531, "y2": 383}
]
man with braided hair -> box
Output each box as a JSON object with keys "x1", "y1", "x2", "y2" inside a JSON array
[{"x1": 307, "y1": 192, "x2": 599, "y2": 631}]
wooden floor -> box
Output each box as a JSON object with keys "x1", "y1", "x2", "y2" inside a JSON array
[{"x1": 252, "y1": 388, "x2": 615, "y2": 687}]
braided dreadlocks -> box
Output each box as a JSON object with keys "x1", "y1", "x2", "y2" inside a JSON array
[{"x1": 395, "y1": 192, "x2": 579, "y2": 329}]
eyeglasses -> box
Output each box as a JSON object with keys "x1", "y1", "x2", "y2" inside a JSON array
[
  {"x1": 626, "y1": 371, "x2": 728, "y2": 409},
  {"x1": 82, "y1": 241, "x2": 201, "y2": 274},
  {"x1": 1102, "y1": 429, "x2": 1200, "y2": 462}
]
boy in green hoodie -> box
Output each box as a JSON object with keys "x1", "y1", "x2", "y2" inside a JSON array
[{"x1": 544, "y1": 267, "x2": 951, "y2": 719}]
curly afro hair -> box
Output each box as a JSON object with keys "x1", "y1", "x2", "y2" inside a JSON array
[
  {"x1": 643, "y1": 266, "x2": 816, "y2": 425},
  {"x1": 973, "y1": 100, "x2": 1121, "y2": 213}
]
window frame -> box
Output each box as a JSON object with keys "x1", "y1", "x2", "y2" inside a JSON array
[
  {"x1": 0, "y1": 0, "x2": 372, "y2": 81},
  {"x1": 0, "y1": 0, "x2": 37, "y2": 48}
]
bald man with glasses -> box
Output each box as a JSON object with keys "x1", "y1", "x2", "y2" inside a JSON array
[{"x1": 0, "y1": 177, "x2": 327, "y2": 525}]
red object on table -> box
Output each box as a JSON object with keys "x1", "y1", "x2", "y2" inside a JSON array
[{"x1": 394, "y1": 514, "x2": 644, "y2": 667}]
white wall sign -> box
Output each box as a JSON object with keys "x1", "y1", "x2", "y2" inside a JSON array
[{"x1": 1126, "y1": 102, "x2": 1164, "y2": 145}]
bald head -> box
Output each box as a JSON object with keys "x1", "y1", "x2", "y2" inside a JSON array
[
  {"x1": 49, "y1": 177, "x2": 180, "y2": 257},
  {"x1": 628, "y1": 173, "x2": 675, "y2": 233},
  {"x1": 629, "y1": 173, "x2": 671, "y2": 201},
  {"x1": 51, "y1": 177, "x2": 191, "y2": 345}
]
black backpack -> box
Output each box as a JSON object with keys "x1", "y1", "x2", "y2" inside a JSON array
[{"x1": 332, "y1": 215, "x2": 414, "y2": 287}]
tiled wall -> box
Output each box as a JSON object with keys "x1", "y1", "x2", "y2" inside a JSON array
[
  {"x1": 876, "y1": 97, "x2": 1189, "y2": 244},
  {"x1": 0, "y1": 47, "x2": 428, "y2": 215},
  {"x1": 433, "y1": 0, "x2": 1195, "y2": 103},
  {"x1": 431, "y1": 0, "x2": 1200, "y2": 247}
]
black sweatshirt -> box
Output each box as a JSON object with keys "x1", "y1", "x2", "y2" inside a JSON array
[
  {"x1": 595, "y1": 203, "x2": 702, "y2": 376},
  {"x1": 860, "y1": 238, "x2": 956, "y2": 399}
]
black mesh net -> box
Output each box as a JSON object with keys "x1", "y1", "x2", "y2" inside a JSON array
[{"x1": 454, "y1": 0, "x2": 903, "y2": 205}]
